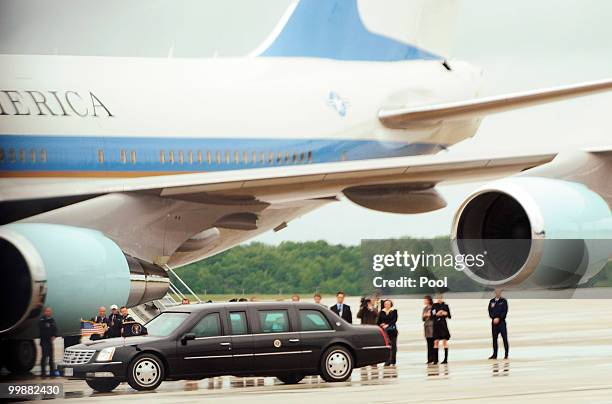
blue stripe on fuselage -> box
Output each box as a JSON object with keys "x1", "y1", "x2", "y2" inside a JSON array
[{"x1": 0, "y1": 134, "x2": 443, "y2": 174}]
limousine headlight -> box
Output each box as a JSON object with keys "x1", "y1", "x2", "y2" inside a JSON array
[{"x1": 96, "y1": 347, "x2": 115, "y2": 362}]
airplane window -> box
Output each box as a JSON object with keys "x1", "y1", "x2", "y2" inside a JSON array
[
  {"x1": 234, "y1": 150, "x2": 240, "y2": 164},
  {"x1": 120, "y1": 149, "x2": 127, "y2": 164},
  {"x1": 300, "y1": 152, "x2": 305, "y2": 162},
  {"x1": 169, "y1": 150, "x2": 175, "y2": 164},
  {"x1": 198, "y1": 150, "x2": 203, "y2": 164},
  {"x1": 258, "y1": 310, "x2": 289, "y2": 333},
  {"x1": 9, "y1": 149, "x2": 16, "y2": 163},
  {"x1": 216, "y1": 151, "x2": 221, "y2": 164},
  {"x1": 19, "y1": 149, "x2": 25, "y2": 163},
  {"x1": 225, "y1": 151, "x2": 230, "y2": 164},
  {"x1": 277, "y1": 152, "x2": 282, "y2": 164},
  {"x1": 229, "y1": 311, "x2": 248, "y2": 335},
  {"x1": 160, "y1": 150, "x2": 165, "y2": 164},
  {"x1": 131, "y1": 150, "x2": 136, "y2": 164},
  {"x1": 243, "y1": 151, "x2": 249, "y2": 164},
  {"x1": 188, "y1": 150, "x2": 193, "y2": 164},
  {"x1": 268, "y1": 152, "x2": 274, "y2": 164},
  {"x1": 0, "y1": 148, "x2": 4, "y2": 162},
  {"x1": 206, "y1": 150, "x2": 211, "y2": 164},
  {"x1": 40, "y1": 149, "x2": 47, "y2": 163},
  {"x1": 178, "y1": 151, "x2": 184, "y2": 164},
  {"x1": 190, "y1": 313, "x2": 222, "y2": 338},
  {"x1": 252, "y1": 151, "x2": 257, "y2": 164},
  {"x1": 299, "y1": 310, "x2": 332, "y2": 331},
  {"x1": 341, "y1": 152, "x2": 347, "y2": 161},
  {"x1": 293, "y1": 152, "x2": 297, "y2": 163},
  {"x1": 307, "y1": 150, "x2": 313, "y2": 162},
  {"x1": 30, "y1": 149, "x2": 36, "y2": 163},
  {"x1": 97, "y1": 149, "x2": 104, "y2": 164},
  {"x1": 285, "y1": 151, "x2": 290, "y2": 163}
]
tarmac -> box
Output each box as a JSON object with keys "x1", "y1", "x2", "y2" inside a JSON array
[{"x1": 5, "y1": 296, "x2": 612, "y2": 403}]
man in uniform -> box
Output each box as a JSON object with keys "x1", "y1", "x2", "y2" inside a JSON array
[
  {"x1": 107, "y1": 304, "x2": 122, "y2": 338},
  {"x1": 488, "y1": 289, "x2": 509, "y2": 359},
  {"x1": 39, "y1": 307, "x2": 58, "y2": 378},
  {"x1": 330, "y1": 291, "x2": 352, "y2": 323}
]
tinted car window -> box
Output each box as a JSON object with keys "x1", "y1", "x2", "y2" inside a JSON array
[
  {"x1": 258, "y1": 310, "x2": 289, "y2": 333},
  {"x1": 191, "y1": 313, "x2": 221, "y2": 338},
  {"x1": 299, "y1": 310, "x2": 332, "y2": 331},
  {"x1": 229, "y1": 312, "x2": 248, "y2": 335},
  {"x1": 145, "y1": 312, "x2": 189, "y2": 337}
]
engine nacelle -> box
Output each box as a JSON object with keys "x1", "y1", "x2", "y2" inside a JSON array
[
  {"x1": 0, "y1": 223, "x2": 169, "y2": 337},
  {"x1": 451, "y1": 177, "x2": 612, "y2": 288}
]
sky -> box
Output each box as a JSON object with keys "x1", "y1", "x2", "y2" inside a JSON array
[{"x1": 1, "y1": 0, "x2": 611, "y2": 245}]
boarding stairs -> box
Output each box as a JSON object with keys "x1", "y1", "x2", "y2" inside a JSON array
[{"x1": 129, "y1": 266, "x2": 202, "y2": 323}]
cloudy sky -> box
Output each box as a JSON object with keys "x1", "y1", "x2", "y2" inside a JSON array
[{"x1": 1, "y1": 0, "x2": 611, "y2": 244}]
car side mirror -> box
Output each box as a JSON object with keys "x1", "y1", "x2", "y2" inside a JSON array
[{"x1": 181, "y1": 332, "x2": 196, "y2": 345}]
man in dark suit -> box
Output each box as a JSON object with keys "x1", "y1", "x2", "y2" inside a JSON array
[
  {"x1": 488, "y1": 289, "x2": 509, "y2": 359},
  {"x1": 330, "y1": 291, "x2": 352, "y2": 323}
]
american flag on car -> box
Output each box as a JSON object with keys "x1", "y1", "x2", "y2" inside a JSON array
[{"x1": 80, "y1": 320, "x2": 105, "y2": 337}]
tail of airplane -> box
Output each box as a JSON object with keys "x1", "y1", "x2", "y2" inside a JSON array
[{"x1": 252, "y1": 0, "x2": 458, "y2": 61}]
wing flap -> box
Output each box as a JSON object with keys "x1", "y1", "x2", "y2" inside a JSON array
[{"x1": 379, "y1": 78, "x2": 612, "y2": 129}]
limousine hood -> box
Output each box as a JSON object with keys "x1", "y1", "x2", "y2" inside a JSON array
[{"x1": 76, "y1": 335, "x2": 162, "y2": 350}]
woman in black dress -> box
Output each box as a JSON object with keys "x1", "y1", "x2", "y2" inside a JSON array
[
  {"x1": 431, "y1": 294, "x2": 451, "y2": 364},
  {"x1": 377, "y1": 299, "x2": 398, "y2": 366}
]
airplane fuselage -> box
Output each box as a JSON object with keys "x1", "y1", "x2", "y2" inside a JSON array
[{"x1": 0, "y1": 55, "x2": 482, "y2": 178}]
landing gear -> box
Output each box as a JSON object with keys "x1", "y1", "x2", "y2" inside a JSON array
[{"x1": 2, "y1": 339, "x2": 36, "y2": 374}]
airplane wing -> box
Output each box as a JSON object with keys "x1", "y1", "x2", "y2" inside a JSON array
[
  {"x1": 0, "y1": 152, "x2": 556, "y2": 204},
  {"x1": 379, "y1": 79, "x2": 612, "y2": 129}
]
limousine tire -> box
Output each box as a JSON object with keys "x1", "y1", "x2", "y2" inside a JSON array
[
  {"x1": 276, "y1": 373, "x2": 305, "y2": 384},
  {"x1": 320, "y1": 345, "x2": 353, "y2": 382},
  {"x1": 127, "y1": 353, "x2": 164, "y2": 391},
  {"x1": 86, "y1": 379, "x2": 121, "y2": 393}
]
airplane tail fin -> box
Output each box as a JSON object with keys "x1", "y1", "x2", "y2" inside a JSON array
[{"x1": 252, "y1": 0, "x2": 458, "y2": 62}]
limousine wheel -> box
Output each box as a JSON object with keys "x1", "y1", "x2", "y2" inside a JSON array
[
  {"x1": 86, "y1": 379, "x2": 120, "y2": 393},
  {"x1": 127, "y1": 353, "x2": 164, "y2": 391},
  {"x1": 320, "y1": 345, "x2": 353, "y2": 382},
  {"x1": 276, "y1": 373, "x2": 305, "y2": 384}
]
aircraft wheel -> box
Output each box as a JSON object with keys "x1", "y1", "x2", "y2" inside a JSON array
[{"x1": 5, "y1": 339, "x2": 36, "y2": 374}]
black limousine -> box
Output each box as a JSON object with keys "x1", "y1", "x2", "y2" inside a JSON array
[{"x1": 58, "y1": 302, "x2": 390, "y2": 392}]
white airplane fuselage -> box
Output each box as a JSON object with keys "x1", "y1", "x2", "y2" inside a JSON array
[{"x1": 0, "y1": 55, "x2": 482, "y2": 180}]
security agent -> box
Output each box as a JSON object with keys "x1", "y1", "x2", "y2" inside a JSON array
[
  {"x1": 330, "y1": 291, "x2": 352, "y2": 323},
  {"x1": 488, "y1": 289, "x2": 509, "y2": 359},
  {"x1": 39, "y1": 306, "x2": 58, "y2": 378}
]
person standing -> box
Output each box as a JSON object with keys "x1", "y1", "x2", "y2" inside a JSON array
[
  {"x1": 91, "y1": 306, "x2": 108, "y2": 325},
  {"x1": 357, "y1": 298, "x2": 378, "y2": 325},
  {"x1": 39, "y1": 307, "x2": 58, "y2": 378},
  {"x1": 377, "y1": 299, "x2": 398, "y2": 366},
  {"x1": 432, "y1": 294, "x2": 451, "y2": 364},
  {"x1": 488, "y1": 288, "x2": 509, "y2": 359},
  {"x1": 330, "y1": 291, "x2": 352, "y2": 323},
  {"x1": 106, "y1": 304, "x2": 122, "y2": 338},
  {"x1": 422, "y1": 295, "x2": 435, "y2": 364}
]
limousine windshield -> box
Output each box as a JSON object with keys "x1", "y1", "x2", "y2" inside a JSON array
[{"x1": 145, "y1": 312, "x2": 190, "y2": 337}]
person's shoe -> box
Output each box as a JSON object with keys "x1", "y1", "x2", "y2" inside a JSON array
[
  {"x1": 504, "y1": 354, "x2": 509, "y2": 360},
  {"x1": 441, "y1": 359, "x2": 448, "y2": 364},
  {"x1": 489, "y1": 354, "x2": 497, "y2": 360}
]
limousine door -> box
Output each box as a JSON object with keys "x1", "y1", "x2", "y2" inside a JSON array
[
  {"x1": 177, "y1": 311, "x2": 233, "y2": 376},
  {"x1": 250, "y1": 306, "x2": 304, "y2": 371}
]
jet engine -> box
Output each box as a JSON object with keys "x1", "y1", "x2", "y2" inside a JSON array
[
  {"x1": 0, "y1": 223, "x2": 169, "y2": 338},
  {"x1": 451, "y1": 177, "x2": 611, "y2": 288}
]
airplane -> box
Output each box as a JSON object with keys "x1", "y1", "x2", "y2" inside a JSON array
[{"x1": 0, "y1": 0, "x2": 610, "y2": 374}]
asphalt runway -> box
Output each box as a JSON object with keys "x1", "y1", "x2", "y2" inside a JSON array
[{"x1": 8, "y1": 297, "x2": 612, "y2": 403}]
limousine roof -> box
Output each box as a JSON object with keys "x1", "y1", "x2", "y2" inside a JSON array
[{"x1": 166, "y1": 301, "x2": 329, "y2": 313}]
